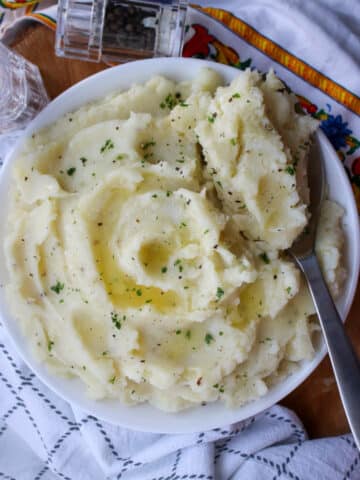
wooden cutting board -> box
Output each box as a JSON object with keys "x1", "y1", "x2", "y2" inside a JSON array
[{"x1": 11, "y1": 23, "x2": 360, "y2": 439}]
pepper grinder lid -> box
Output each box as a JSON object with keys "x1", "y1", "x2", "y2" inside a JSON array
[{"x1": 56, "y1": 0, "x2": 107, "y2": 62}]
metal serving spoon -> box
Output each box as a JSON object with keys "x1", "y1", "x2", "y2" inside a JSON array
[{"x1": 289, "y1": 137, "x2": 360, "y2": 450}]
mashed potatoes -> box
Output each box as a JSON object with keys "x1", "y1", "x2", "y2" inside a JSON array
[{"x1": 4, "y1": 68, "x2": 345, "y2": 411}]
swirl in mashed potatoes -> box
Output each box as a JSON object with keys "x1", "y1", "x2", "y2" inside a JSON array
[{"x1": 4, "y1": 68, "x2": 345, "y2": 411}]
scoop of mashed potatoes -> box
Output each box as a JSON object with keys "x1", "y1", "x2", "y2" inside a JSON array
[{"x1": 4, "y1": 68, "x2": 345, "y2": 411}]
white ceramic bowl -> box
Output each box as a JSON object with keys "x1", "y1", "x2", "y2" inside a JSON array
[{"x1": 0, "y1": 58, "x2": 359, "y2": 433}]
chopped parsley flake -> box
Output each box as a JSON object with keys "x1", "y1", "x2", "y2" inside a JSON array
[
  {"x1": 208, "y1": 113, "x2": 217, "y2": 123},
  {"x1": 185, "y1": 330, "x2": 191, "y2": 339},
  {"x1": 166, "y1": 191, "x2": 172, "y2": 197},
  {"x1": 174, "y1": 259, "x2": 181, "y2": 266},
  {"x1": 161, "y1": 266, "x2": 168, "y2": 274},
  {"x1": 216, "y1": 287, "x2": 225, "y2": 300},
  {"x1": 109, "y1": 376, "x2": 116, "y2": 384},
  {"x1": 165, "y1": 94, "x2": 177, "y2": 109},
  {"x1": 136, "y1": 289, "x2": 142, "y2": 296},
  {"x1": 116, "y1": 154, "x2": 126, "y2": 160},
  {"x1": 232, "y1": 93, "x2": 241, "y2": 99},
  {"x1": 205, "y1": 333, "x2": 215, "y2": 345},
  {"x1": 259, "y1": 252, "x2": 270, "y2": 264},
  {"x1": 100, "y1": 139, "x2": 114, "y2": 153},
  {"x1": 204, "y1": 229, "x2": 209, "y2": 234},
  {"x1": 230, "y1": 138, "x2": 237, "y2": 146},
  {"x1": 80, "y1": 157, "x2": 88, "y2": 165},
  {"x1": 67, "y1": 167, "x2": 76, "y2": 176},
  {"x1": 286, "y1": 286, "x2": 292, "y2": 294},
  {"x1": 176, "y1": 329, "x2": 182, "y2": 335},
  {"x1": 111, "y1": 312, "x2": 121, "y2": 330},
  {"x1": 141, "y1": 141, "x2": 156, "y2": 150},
  {"x1": 47, "y1": 340, "x2": 54, "y2": 352},
  {"x1": 285, "y1": 165, "x2": 296, "y2": 175},
  {"x1": 160, "y1": 93, "x2": 184, "y2": 110},
  {"x1": 50, "y1": 281, "x2": 64, "y2": 294},
  {"x1": 266, "y1": 337, "x2": 272, "y2": 342}
]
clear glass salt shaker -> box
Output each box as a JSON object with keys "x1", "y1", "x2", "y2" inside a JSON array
[
  {"x1": 0, "y1": 42, "x2": 49, "y2": 134},
  {"x1": 55, "y1": 0, "x2": 189, "y2": 63}
]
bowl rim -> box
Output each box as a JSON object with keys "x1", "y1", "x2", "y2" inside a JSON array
[{"x1": 0, "y1": 57, "x2": 359, "y2": 433}]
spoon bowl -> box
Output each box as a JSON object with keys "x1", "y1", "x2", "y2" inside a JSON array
[{"x1": 290, "y1": 133, "x2": 326, "y2": 259}]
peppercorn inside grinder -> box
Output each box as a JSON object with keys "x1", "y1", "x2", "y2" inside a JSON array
[{"x1": 56, "y1": 0, "x2": 189, "y2": 63}]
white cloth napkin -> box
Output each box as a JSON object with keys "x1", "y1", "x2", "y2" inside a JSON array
[
  {"x1": 1, "y1": 1, "x2": 360, "y2": 479},
  {"x1": 1, "y1": 323, "x2": 359, "y2": 480}
]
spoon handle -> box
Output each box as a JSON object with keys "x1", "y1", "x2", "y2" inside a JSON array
[{"x1": 295, "y1": 253, "x2": 360, "y2": 450}]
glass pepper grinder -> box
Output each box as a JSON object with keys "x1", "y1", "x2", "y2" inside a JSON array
[{"x1": 56, "y1": 0, "x2": 189, "y2": 63}]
